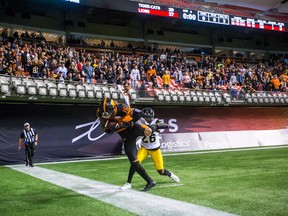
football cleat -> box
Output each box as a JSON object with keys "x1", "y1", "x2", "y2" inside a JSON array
[
  {"x1": 120, "y1": 182, "x2": 132, "y2": 190},
  {"x1": 141, "y1": 181, "x2": 156, "y2": 192},
  {"x1": 169, "y1": 172, "x2": 180, "y2": 183}
]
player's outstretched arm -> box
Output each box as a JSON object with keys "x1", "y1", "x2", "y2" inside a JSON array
[{"x1": 149, "y1": 122, "x2": 169, "y2": 134}]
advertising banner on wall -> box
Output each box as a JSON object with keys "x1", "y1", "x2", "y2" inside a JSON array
[
  {"x1": 0, "y1": 104, "x2": 123, "y2": 165},
  {"x1": 0, "y1": 104, "x2": 287, "y2": 164}
]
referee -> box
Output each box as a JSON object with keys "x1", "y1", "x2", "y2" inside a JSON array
[{"x1": 18, "y1": 122, "x2": 38, "y2": 167}]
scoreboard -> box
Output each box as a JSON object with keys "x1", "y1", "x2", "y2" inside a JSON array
[
  {"x1": 63, "y1": 0, "x2": 287, "y2": 32},
  {"x1": 136, "y1": 2, "x2": 286, "y2": 32}
]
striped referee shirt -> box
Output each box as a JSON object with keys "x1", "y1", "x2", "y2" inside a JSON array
[{"x1": 21, "y1": 128, "x2": 37, "y2": 144}]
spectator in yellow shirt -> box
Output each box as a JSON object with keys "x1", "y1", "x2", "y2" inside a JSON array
[{"x1": 162, "y1": 69, "x2": 170, "y2": 89}]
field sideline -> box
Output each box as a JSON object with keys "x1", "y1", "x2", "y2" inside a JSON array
[{"x1": 1, "y1": 146, "x2": 288, "y2": 216}]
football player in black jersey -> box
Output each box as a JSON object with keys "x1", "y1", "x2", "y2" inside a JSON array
[{"x1": 97, "y1": 98, "x2": 159, "y2": 191}]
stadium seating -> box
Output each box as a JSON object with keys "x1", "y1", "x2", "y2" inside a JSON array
[
  {"x1": 0, "y1": 76, "x2": 10, "y2": 94},
  {"x1": 35, "y1": 80, "x2": 48, "y2": 96},
  {"x1": 251, "y1": 93, "x2": 258, "y2": 103},
  {"x1": 94, "y1": 85, "x2": 103, "y2": 99},
  {"x1": 214, "y1": 92, "x2": 222, "y2": 104},
  {"x1": 197, "y1": 91, "x2": 204, "y2": 102},
  {"x1": 57, "y1": 83, "x2": 68, "y2": 97},
  {"x1": 129, "y1": 89, "x2": 138, "y2": 101},
  {"x1": 267, "y1": 93, "x2": 274, "y2": 103},
  {"x1": 279, "y1": 93, "x2": 286, "y2": 104},
  {"x1": 102, "y1": 86, "x2": 111, "y2": 98},
  {"x1": 155, "y1": 89, "x2": 164, "y2": 101},
  {"x1": 1, "y1": 75, "x2": 287, "y2": 106},
  {"x1": 245, "y1": 93, "x2": 252, "y2": 103},
  {"x1": 285, "y1": 95, "x2": 288, "y2": 104},
  {"x1": 203, "y1": 92, "x2": 210, "y2": 103},
  {"x1": 190, "y1": 91, "x2": 198, "y2": 102},
  {"x1": 85, "y1": 85, "x2": 95, "y2": 98},
  {"x1": 183, "y1": 90, "x2": 191, "y2": 102},
  {"x1": 110, "y1": 87, "x2": 119, "y2": 100},
  {"x1": 67, "y1": 84, "x2": 77, "y2": 98},
  {"x1": 76, "y1": 85, "x2": 86, "y2": 98},
  {"x1": 209, "y1": 92, "x2": 216, "y2": 103},
  {"x1": 162, "y1": 90, "x2": 171, "y2": 102},
  {"x1": 47, "y1": 82, "x2": 57, "y2": 97},
  {"x1": 24, "y1": 80, "x2": 37, "y2": 95},
  {"x1": 176, "y1": 90, "x2": 185, "y2": 102},
  {"x1": 223, "y1": 93, "x2": 231, "y2": 103},
  {"x1": 12, "y1": 78, "x2": 26, "y2": 95},
  {"x1": 170, "y1": 90, "x2": 178, "y2": 102}
]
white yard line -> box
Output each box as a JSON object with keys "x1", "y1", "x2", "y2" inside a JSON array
[{"x1": 7, "y1": 165, "x2": 236, "y2": 216}]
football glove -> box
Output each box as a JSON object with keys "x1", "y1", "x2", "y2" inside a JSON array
[
  {"x1": 122, "y1": 121, "x2": 134, "y2": 128},
  {"x1": 149, "y1": 123, "x2": 169, "y2": 133},
  {"x1": 105, "y1": 122, "x2": 119, "y2": 134},
  {"x1": 155, "y1": 123, "x2": 169, "y2": 129}
]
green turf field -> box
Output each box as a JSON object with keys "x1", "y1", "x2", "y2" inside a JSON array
[{"x1": 1, "y1": 147, "x2": 288, "y2": 216}]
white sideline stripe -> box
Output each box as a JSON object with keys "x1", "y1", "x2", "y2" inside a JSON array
[
  {"x1": 69, "y1": 169, "x2": 98, "y2": 173},
  {"x1": 34, "y1": 145, "x2": 288, "y2": 165},
  {"x1": 7, "y1": 165, "x2": 236, "y2": 216},
  {"x1": 155, "y1": 183, "x2": 184, "y2": 188}
]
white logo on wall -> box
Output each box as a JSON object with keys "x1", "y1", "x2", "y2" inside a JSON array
[
  {"x1": 72, "y1": 118, "x2": 178, "y2": 143},
  {"x1": 72, "y1": 119, "x2": 105, "y2": 143},
  {"x1": 159, "y1": 118, "x2": 178, "y2": 133},
  {"x1": 161, "y1": 140, "x2": 190, "y2": 150}
]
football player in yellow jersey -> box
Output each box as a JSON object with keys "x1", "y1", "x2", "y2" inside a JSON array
[
  {"x1": 97, "y1": 98, "x2": 165, "y2": 191},
  {"x1": 121, "y1": 107, "x2": 180, "y2": 190}
]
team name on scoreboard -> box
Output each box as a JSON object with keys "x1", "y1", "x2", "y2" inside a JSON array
[
  {"x1": 138, "y1": 3, "x2": 161, "y2": 10},
  {"x1": 138, "y1": 3, "x2": 178, "y2": 18}
]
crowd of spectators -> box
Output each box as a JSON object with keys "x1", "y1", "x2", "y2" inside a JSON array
[{"x1": 0, "y1": 30, "x2": 288, "y2": 98}]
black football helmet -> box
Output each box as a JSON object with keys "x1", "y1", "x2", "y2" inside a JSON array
[
  {"x1": 98, "y1": 98, "x2": 117, "y2": 119},
  {"x1": 142, "y1": 107, "x2": 154, "y2": 123}
]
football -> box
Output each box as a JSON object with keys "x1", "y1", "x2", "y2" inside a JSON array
[{"x1": 105, "y1": 120, "x2": 119, "y2": 134}]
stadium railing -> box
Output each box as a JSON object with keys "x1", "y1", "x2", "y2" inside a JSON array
[{"x1": 1, "y1": 74, "x2": 287, "y2": 106}]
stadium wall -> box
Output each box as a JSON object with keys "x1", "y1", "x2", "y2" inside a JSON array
[{"x1": 0, "y1": 104, "x2": 287, "y2": 165}]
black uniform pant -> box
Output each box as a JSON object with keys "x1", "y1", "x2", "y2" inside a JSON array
[
  {"x1": 119, "y1": 125, "x2": 144, "y2": 162},
  {"x1": 25, "y1": 142, "x2": 35, "y2": 164},
  {"x1": 118, "y1": 125, "x2": 153, "y2": 184}
]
